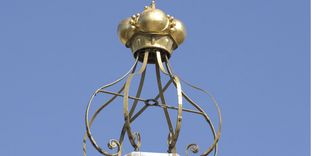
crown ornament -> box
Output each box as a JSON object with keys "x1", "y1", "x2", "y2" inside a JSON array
[{"x1": 118, "y1": 1, "x2": 186, "y2": 63}]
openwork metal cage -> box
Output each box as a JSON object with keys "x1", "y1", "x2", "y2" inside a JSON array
[{"x1": 83, "y1": 1, "x2": 222, "y2": 156}]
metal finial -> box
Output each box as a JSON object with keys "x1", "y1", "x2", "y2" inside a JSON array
[
  {"x1": 151, "y1": 0, "x2": 156, "y2": 9},
  {"x1": 84, "y1": 1, "x2": 222, "y2": 156}
]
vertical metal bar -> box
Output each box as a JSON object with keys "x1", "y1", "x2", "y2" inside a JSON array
[
  {"x1": 155, "y1": 62, "x2": 175, "y2": 136},
  {"x1": 129, "y1": 68, "x2": 147, "y2": 117}
]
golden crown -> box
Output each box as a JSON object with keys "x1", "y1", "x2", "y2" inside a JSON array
[{"x1": 117, "y1": 1, "x2": 186, "y2": 62}]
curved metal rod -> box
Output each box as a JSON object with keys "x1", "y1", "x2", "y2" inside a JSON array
[
  {"x1": 181, "y1": 80, "x2": 222, "y2": 156},
  {"x1": 157, "y1": 54, "x2": 183, "y2": 152},
  {"x1": 182, "y1": 93, "x2": 218, "y2": 156},
  {"x1": 156, "y1": 51, "x2": 168, "y2": 74},
  {"x1": 168, "y1": 75, "x2": 183, "y2": 152},
  {"x1": 119, "y1": 104, "x2": 149, "y2": 146},
  {"x1": 124, "y1": 51, "x2": 149, "y2": 151},
  {"x1": 154, "y1": 79, "x2": 173, "y2": 100},
  {"x1": 83, "y1": 86, "x2": 125, "y2": 156},
  {"x1": 119, "y1": 66, "x2": 147, "y2": 147},
  {"x1": 152, "y1": 102, "x2": 204, "y2": 115},
  {"x1": 186, "y1": 144, "x2": 199, "y2": 156},
  {"x1": 165, "y1": 55, "x2": 222, "y2": 156},
  {"x1": 84, "y1": 58, "x2": 139, "y2": 156},
  {"x1": 97, "y1": 90, "x2": 146, "y2": 102},
  {"x1": 129, "y1": 67, "x2": 147, "y2": 118},
  {"x1": 155, "y1": 63, "x2": 175, "y2": 140},
  {"x1": 97, "y1": 57, "x2": 139, "y2": 91},
  {"x1": 98, "y1": 88, "x2": 204, "y2": 115}
]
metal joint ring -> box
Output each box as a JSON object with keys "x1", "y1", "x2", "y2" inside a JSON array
[{"x1": 144, "y1": 99, "x2": 159, "y2": 106}]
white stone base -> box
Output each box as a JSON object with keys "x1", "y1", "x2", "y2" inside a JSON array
[{"x1": 125, "y1": 152, "x2": 180, "y2": 156}]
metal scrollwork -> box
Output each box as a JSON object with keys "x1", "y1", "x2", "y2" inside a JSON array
[
  {"x1": 83, "y1": 58, "x2": 138, "y2": 156},
  {"x1": 84, "y1": 52, "x2": 221, "y2": 156},
  {"x1": 123, "y1": 51, "x2": 149, "y2": 150},
  {"x1": 155, "y1": 53, "x2": 183, "y2": 153},
  {"x1": 132, "y1": 132, "x2": 142, "y2": 151},
  {"x1": 165, "y1": 56, "x2": 222, "y2": 156},
  {"x1": 186, "y1": 144, "x2": 199, "y2": 156},
  {"x1": 85, "y1": 0, "x2": 222, "y2": 155},
  {"x1": 107, "y1": 139, "x2": 120, "y2": 150}
]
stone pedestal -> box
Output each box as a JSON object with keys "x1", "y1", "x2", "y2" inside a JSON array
[{"x1": 125, "y1": 152, "x2": 180, "y2": 156}]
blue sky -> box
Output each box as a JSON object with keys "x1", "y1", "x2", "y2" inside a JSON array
[{"x1": 0, "y1": 0, "x2": 309, "y2": 156}]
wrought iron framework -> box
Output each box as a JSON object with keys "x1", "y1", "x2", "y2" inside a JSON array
[{"x1": 83, "y1": 51, "x2": 222, "y2": 156}]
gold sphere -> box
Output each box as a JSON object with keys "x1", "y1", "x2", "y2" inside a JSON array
[
  {"x1": 117, "y1": 18, "x2": 136, "y2": 45},
  {"x1": 170, "y1": 19, "x2": 186, "y2": 46},
  {"x1": 137, "y1": 9, "x2": 169, "y2": 32}
]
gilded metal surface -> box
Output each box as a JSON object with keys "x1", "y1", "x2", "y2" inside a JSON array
[
  {"x1": 165, "y1": 56, "x2": 222, "y2": 156},
  {"x1": 84, "y1": 55, "x2": 222, "y2": 156},
  {"x1": 186, "y1": 144, "x2": 199, "y2": 156},
  {"x1": 137, "y1": 7, "x2": 169, "y2": 32},
  {"x1": 181, "y1": 83, "x2": 222, "y2": 156},
  {"x1": 84, "y1": 56, "x2": 222, "y2": 155},
  {"x1": 117, "y1": 0, "x2": 186, "y2": 58},
  {"x1": 84, "y1": 1, "x2": 221, "y2": 156},
  {"x1": 155, "y1": 63, "x2": 174, "y2": 147},
  {"x1": 156, "y1": 51, "x2": 168, "y2": 74},
  {"x1": 130, "y1": 34, "x2": 176, "y2": 58},
  {"x1": 118, "y1": 18, "x2": 136, "y2": 45},
  {"x1": 84, "y1": 57, "x2": 139, "y2": 156},
  {"x1": 123, "y1": 52, "x2": 149, "y2": 150}
]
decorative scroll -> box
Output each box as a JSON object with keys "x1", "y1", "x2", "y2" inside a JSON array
[
  {"x1": 84, "y1": 57, "x2": 139, "y2": 156},
  {"x1": 186, "y1": 144, "x2": 199, "y2": 156},
  {"x1": 165, "y1": 55, "x2": 222, "y2": 156},
  {"x1": 83, "y1": 53, "x2": 222, "y2": 156},
  {"x1": 123, "y1": 51, "x2": 149, "y2": 150}
]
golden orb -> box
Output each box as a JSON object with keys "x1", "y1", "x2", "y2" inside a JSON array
[
  {"x1": 137, "y1": 9, "x2": 169, "y2": 32},
  {"x1": 117, "y1": 18, "x2": 136, "y2": 45},
  {"x1": 170, "y1": 19, "x2": 186, "y2": 46}
]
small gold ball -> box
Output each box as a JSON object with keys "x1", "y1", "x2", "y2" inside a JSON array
[
  {"x1": 117, "y1": 18, "x2": 136, "y2": 45},
  {"x1": 137, "y1": 9, "x2": 169, "y2": 32},
  {"x1": 170, "y1": 19, "x2": 186, "y2": 46},
  {"x1": 169, "y1": 16, "x2": 174, "y2": 21}
]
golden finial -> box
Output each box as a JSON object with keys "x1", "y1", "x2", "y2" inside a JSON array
[{"x1": 85, "y1": 1, "x2": 222, "y2": 156}]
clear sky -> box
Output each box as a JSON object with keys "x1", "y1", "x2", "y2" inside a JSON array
[{"x1": 0, "y1": 0, "x2": 309, "y2": 156}]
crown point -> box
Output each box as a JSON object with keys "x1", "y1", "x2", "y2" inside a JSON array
[
  {"x1": 169, "y1": 16, "x2": 174, "y2": 21},
  {"x1": 151, "y1": 0, "x2": 156, "y2": 9}
]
